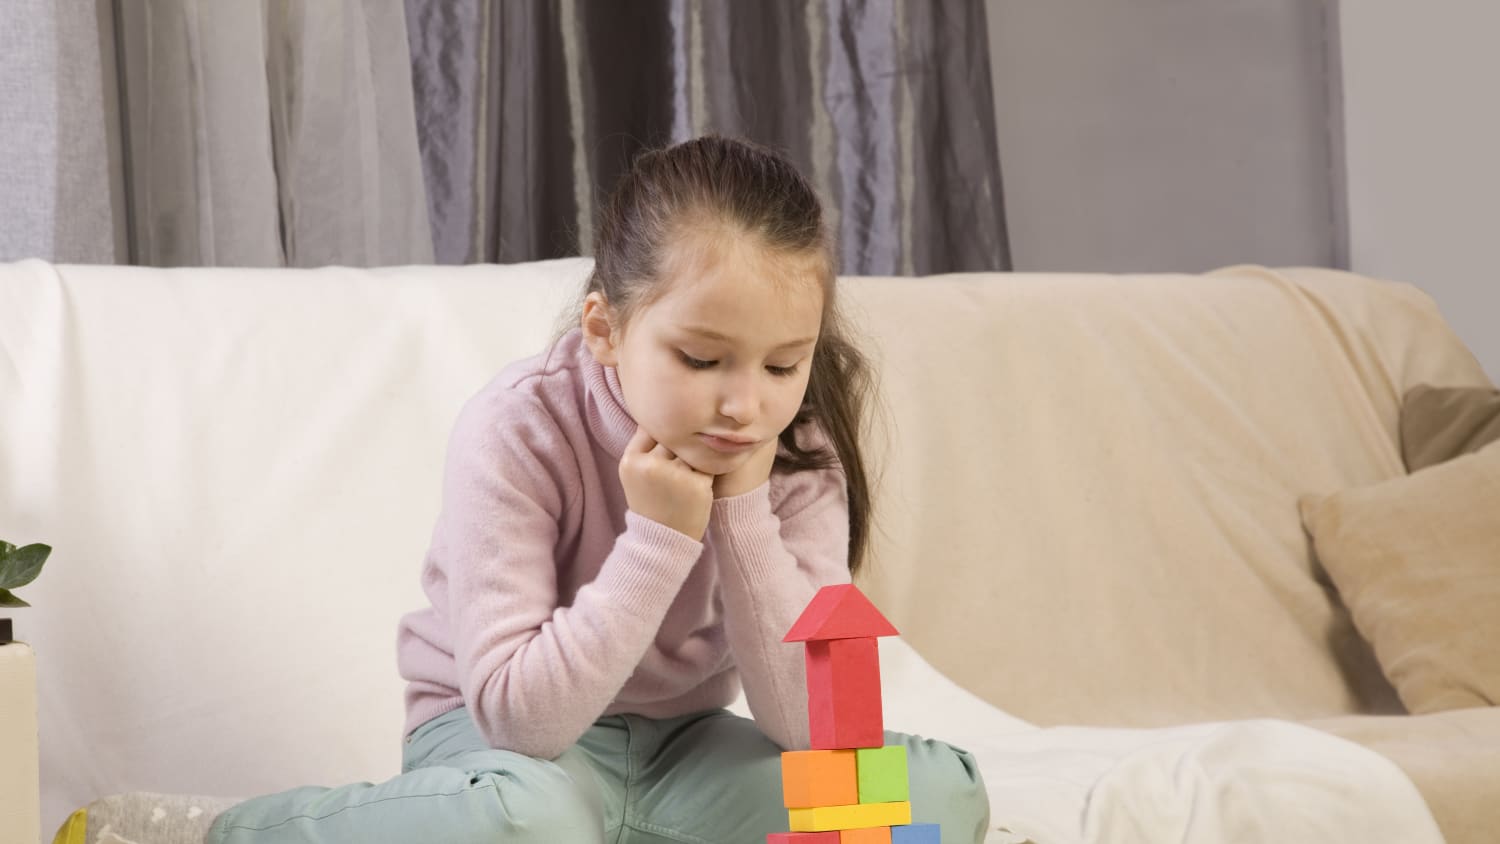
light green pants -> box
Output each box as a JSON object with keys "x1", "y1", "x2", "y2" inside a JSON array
[{"x1": 208, "y1": 706, "x2": 990, "y2": 844}]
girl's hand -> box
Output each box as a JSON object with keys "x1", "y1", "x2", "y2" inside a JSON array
[
  {"x1": 712, "y1": 437, "x2": 779, "y2": 499},
  {"x1": 619, "y1": 427, "x2": 715, "y2": 540}
]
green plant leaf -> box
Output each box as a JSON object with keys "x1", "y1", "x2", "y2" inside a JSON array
[
  {"x1": 0, "y1": 589, "x2": 28, "y2": 608},
  {"x1": 0, "y1": 541, "x2": 14, "y2": 557},
  {"x1": 0, "y1": 543, "x2": 50, "y2": 590}
]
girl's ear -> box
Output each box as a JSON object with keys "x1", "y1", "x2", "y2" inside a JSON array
[{"x1": 580, "y1": 292, "x2": 621, "y2": 366}]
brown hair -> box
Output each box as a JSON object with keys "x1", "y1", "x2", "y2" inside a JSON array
[{"x1": 579, "y1": 135, "x2": 874, "y2": 573}]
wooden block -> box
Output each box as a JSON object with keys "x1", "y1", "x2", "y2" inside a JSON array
[
  {"x1": 890, "y1": 823, "x2": 940, "y2": 843},
  {"x1": 788, "y1": 801, "x2": 911, "y2": 832},
  {"x1": 783, "y1": 749, "x2": 859, "y2": 808},
  {"x1": 841, "y1": 826, "x2": 892, "y2": 843},
  {"x1": 856, "y1": 745, "x2": 909, "y2": 804},
  {"x1": 807, "y1": 637, "x2": 884, "y2": 749},
  {"x1": 767, "y1": 833, "x2": 840, "y2": 843},
  {"x1": 784, "y1": 584, "x2": 900, "y2": 642}
]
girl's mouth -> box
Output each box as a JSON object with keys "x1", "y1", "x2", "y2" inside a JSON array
[{"x1": 698, "y1": 433, "x2": 758, "y2": 453}]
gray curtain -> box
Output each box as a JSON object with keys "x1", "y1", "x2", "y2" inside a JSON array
[
  {"x1": 405, "y1": 0, "x2": 1010, "y2": 275},
  {"x1": 107, "y1": 0, "x2": 433, "y2": 267},
  {"x1": 0, "y1": 0, "x2": 121, "y2": 264},
  {"x1": 0, "y1": 1, "x2": 64, "y2": 263}
]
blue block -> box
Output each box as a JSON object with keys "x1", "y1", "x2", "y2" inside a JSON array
[{"x1": 891, "y1": 823, "x2": 940, "y2": 843}]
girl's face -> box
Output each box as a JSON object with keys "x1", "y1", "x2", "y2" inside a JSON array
[{"x1": 583, "y1": 230, "x2": 825, "y2": 476}]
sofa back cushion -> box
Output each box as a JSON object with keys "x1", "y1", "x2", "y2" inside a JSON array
[{"x1": 846, "y1": 265, "x2": 1491, "y2": 726}]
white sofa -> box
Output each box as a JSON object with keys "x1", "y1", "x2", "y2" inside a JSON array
[{"x1": 2, "y1": 258, "x2": 1495, "y2": 843}]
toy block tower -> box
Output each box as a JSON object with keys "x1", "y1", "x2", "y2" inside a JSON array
[{"x1": 768, "y1": 584, "x2": 942, "y2": 844}]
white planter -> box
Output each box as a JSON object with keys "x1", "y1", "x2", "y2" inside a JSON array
[{"x1": 0, "y1": 641, "x2": 40, "y2": 844}]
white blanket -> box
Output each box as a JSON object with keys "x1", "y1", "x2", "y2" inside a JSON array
[{"x1": 731, "y1": 639, "x2": 1445, "y2": 844}]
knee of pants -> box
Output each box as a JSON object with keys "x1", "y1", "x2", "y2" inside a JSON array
[
  {"x1": 902, "y1": 734, "x2": 992, "y2": 843},
  {"x1": 465, "y1": 760, "x2": 607, "y2": 844}
]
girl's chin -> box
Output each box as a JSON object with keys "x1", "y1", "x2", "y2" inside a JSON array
[{"x1": 677, "y1": 444, "x2": 743, "y2": 476}]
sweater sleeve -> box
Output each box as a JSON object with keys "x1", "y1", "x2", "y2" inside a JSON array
[
  {"x1": 434, "y1": 390, "x2": 704, "y2": 759},
  {"x1": 707, "y1": 455, "x2": 853, "y2": 750}
]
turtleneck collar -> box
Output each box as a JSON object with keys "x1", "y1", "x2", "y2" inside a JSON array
[{"x1": 574, "y1": 329, "x2": 637, "y2": 459}]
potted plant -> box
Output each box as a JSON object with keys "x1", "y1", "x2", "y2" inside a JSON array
[{"x1": 1, "y1": 540, "x2": 51, "y2": 643}]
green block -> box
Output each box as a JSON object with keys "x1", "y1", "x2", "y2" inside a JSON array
[{"x1": 856, "y1": 745, "x2": 909, "y2": 804}]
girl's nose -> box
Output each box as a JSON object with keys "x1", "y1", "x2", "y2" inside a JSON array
[{"x1": 718, "y1": 374, "x2": 759, "y2": 425}]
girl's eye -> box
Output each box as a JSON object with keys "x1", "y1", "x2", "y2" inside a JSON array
[
  {"x1": 679, "y1": 352, "x2": 717, "y2": 370},
  {"x1": 767, "y1": 364, "x2": 799, "y2": 377}
]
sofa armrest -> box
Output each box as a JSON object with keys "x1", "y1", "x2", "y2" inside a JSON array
[{"x1": 0, "y1": 641, "x2": 41, "y2": 844}]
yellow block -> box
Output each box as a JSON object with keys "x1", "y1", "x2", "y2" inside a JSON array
[{"x1": 788, "y1": 801, "x2": 911, "y2": 832}]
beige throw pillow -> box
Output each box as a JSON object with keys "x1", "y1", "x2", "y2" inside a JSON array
[
  {"x1": 1299, "y1": 441, "x2": 1500, "y2": 714},
  {"x1": 1401, "y1": 384, "x2": 1500, "y2": 471}
]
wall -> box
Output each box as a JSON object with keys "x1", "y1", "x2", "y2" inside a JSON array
[
  {"x1": 1339, "y1": 2, "x2": 1500, "y2": 381},
  {"x1": 985, "y1": 0, "x2": 1343, "y2": 274}
]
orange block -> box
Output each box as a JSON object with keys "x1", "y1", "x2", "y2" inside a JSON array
[
  {"x1": 841, "y1": 827, "x2": 892, "y2": 844},
  {"x1": 783, "y1": 749, "x2": 859, "y2": 808},
  {"x1": 806, "y1": 637, "x2": 884, "y2": 749}
]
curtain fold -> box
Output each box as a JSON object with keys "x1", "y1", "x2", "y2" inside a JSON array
[
  {"x1": 0, "y1": 1, "x2": 61, "y2": 262},
  {"x1": 111, "y1": 0, "x2": 433, "y2": 267},
  {"x1": 406, "y1": 0, "x2": 1010, "y2": 275}
]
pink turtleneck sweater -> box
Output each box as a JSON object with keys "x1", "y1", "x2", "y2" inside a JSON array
[{"x1": 395, "y1": 329, "x2": 852, "y2": 759}]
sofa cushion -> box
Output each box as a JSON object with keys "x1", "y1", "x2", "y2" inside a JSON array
[
  {"x1": 1401, "y1": 384, "x2": 1500, "y2": 471},
  {"x1": 1299, "y1": 441, "x2": 1500, "y2": 714},
  {"x1": 1309, "y1": 708, "x2": 1500, "y2": 844}
]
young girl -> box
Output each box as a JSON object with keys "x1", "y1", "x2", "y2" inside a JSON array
[{"x1": 135, "y1": 136, "x2": 990, "y2": 843}]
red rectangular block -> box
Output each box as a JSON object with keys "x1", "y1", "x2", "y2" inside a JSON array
[
  {"x1": 806, "y1": 636, "x2": 883, "y2": 749},
  {"x1": 767, "y1": 833, "x2": 840, "y2": 843}
]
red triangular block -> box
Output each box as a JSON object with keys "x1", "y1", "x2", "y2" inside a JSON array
[{"x1": 784, "y1": 584, "x2": 900, "y2": 643}]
